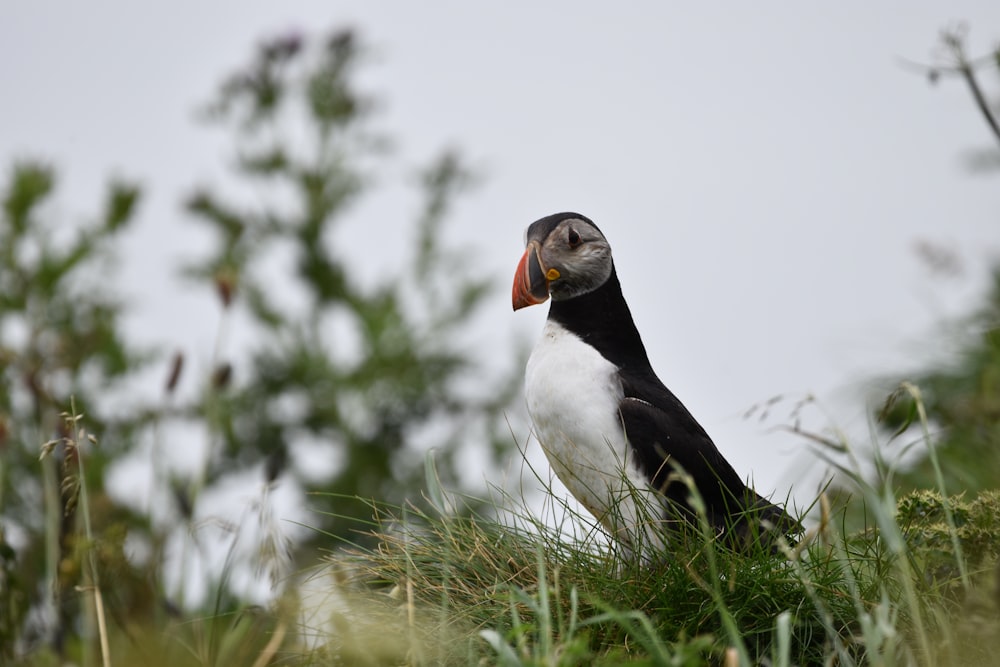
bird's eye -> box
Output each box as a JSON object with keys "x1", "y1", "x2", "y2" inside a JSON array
[{"x1": 567, "y1": 228, "x2": 582, "y2": 248}]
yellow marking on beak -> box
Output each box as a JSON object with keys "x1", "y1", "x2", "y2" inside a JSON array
[{"x1": 546, "y1": 268, "x2": 561, "y2": 281}]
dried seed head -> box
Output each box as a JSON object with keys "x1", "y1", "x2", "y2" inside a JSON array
[
  {"x1": 165, "y1": 351, "x2": 185, "y2": 394},
  {"x1": 264, "y1": 446, "x2": 288, "y2": 483},
  {"x1": 40, "y1": 438, "x2": 60, "y2": 460},
  {"x1": 212, "y1": 362, "x2": 233, "y2": 389},
  {"x1": 214, "y1": 268, "x2": 237, "y2": 309},
  {"x1": 171, "y1": 481, "x2": 193, "y2": 520}
]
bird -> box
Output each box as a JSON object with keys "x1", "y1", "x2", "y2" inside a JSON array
[{"x1": 512, "y1": 211, "x2": 797, "y2": 557}]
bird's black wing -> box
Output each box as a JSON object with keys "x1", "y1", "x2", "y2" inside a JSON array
[{"x1": 618, "y1": 370, "x2": 794, "y2": 538}]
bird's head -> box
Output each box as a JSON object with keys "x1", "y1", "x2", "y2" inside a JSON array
[{"x1": 512, "y1": 212, "x2": 613, "y2": 310}]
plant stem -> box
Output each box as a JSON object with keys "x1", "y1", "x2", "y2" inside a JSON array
[{"x1": 70, "y1": 399, "x2": 111, "y2": 667}]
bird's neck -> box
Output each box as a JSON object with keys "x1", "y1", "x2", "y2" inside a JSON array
[{"x1": 547, "y1": 266, "x2": 653, "y2": 372}]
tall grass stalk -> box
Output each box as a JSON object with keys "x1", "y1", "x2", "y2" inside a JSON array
[
  {"x1": 900, "y1": 381, "x2": 969, "y2": 589},
  {"x1": 675, "y1": 468, "x2": 750, "y2": 665},
  {"x1": 39, "y1": 400, "x2": 112, "y2": 667},
  {"x1": 810, "y1": 425, "x2": 934, "y2": 663},
  {"x1": 71, "y1": 417, "x2": 111, "y2": 667}
]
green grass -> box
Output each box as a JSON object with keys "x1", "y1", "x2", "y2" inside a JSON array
[
  {"x1": 312, "y1": 490, "x2": 843, "y2": 665},
  {"x1": 10, "y1": 389, "x2": 1000, "y2": 666},
  {"x1": 293, "y1": 400, "x2": 1000, "y2": 666}
]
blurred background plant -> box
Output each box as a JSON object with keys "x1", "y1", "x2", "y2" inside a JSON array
[
  {"x1": 176, "y1": 27, "x2": 520, "y2": 557},
  {"x1": 0, "y1": 158, "x2": 146, "y2": 659},
  {"x1": 0, "y1": 27, "x2": 520, "y2": 664},
  {"x1": 876, "y1": 24, "x2": 1000, "y2": 495}
]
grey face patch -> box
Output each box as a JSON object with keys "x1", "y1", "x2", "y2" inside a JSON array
[{"x1": 540, "y1": 219, "x2": 614, "y2": 301}]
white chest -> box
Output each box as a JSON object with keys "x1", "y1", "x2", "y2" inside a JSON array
[{"x1": 525, "y1": 321, "x2": 659, "y2": 549}]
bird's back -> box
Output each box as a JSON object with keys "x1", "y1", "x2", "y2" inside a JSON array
[{"x1": 547, "y1": 267, "x2": 797, "y2": 548}]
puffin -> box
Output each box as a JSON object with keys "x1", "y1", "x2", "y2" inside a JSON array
[{"x1": 512, "y1": 212, "x2": 796, "y2": 556}]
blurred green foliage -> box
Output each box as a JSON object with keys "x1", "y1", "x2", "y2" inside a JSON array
[
  {"x1": 0, "y1": 161, "x2": 147, "y2": 660},
  {"x1": 879, "y1": 273, "x2": 1000, "y2": 493},
  {"x1": 182, "y1": 28, "x2": 519, "y2": 533},
  {"x1": 0, "y1": 27, "x2": 519, "y2": 662},
  {"x1": 875, "y1": 27, "x2": 1000, "y2": 494}
]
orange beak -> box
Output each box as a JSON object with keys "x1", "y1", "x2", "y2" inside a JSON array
[{"x1": 512, "y1": 241, "x2": 551, "y2": 310}]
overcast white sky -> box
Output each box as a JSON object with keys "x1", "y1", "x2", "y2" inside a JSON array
[{"x1": 4, "y1": 3, "x2": 1000, "y2": 525}]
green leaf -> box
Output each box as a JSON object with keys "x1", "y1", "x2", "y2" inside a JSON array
[
  {"x1": 104, "y1": 180, "x2": 141, "y2": 231},
  {"x1": 3, "y1": 162, "x2": 54, "y2": 236},
  {"x1": 238, "y1": 148, "x2": 288, "y2": 176}
]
